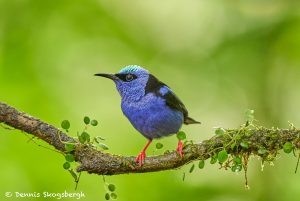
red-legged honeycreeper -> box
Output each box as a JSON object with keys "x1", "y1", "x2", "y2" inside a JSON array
[{"x1": 95, "y1": 65, "x2": 200, "y2": 166}]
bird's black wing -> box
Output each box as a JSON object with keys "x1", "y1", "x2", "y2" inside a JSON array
[
  {"x1": 145, "y1": 74, "x2": 199, "y2": 124},
  {"x1": 164, "y1": 91, "x2": 200, "y2": 124},
  {"x1": 164, "y1": 90, "x2": 189, "y2": 117}
]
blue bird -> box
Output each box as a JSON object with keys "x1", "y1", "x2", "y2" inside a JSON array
[{"x1": 95, "y1": 65, "x2": 200, "y2": 166}]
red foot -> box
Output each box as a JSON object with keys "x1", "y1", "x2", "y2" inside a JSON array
[
  {"x1": 135, "y1": 140, "x2": 152, "y2": 167},
  {"x1": 176, "y1": 140, "x2": 184, "y2": 157},
  {"x1": 135, "y1": 151, "x2": 146, "y2": 167}
]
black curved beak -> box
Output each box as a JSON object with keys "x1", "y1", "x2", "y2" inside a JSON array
[{"x1": 94, "y1": 73, "x2": 119, "y2": 80}]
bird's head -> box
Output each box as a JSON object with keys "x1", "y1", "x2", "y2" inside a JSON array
[{"x1": 95, "y1": 65, "x2": 150, "y2": 101}]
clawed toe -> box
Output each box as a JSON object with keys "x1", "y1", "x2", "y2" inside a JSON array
[{"x1": 135, "y1": 151, "x2": 146, "y2": 166}]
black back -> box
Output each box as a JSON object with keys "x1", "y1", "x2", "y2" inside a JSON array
[{"x1": 145, "y1": 74, "x2": 189, "y2": 120}]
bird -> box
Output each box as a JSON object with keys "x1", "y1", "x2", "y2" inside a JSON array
[{"x1": 95, "y1": 65, "x2": 200, "y2": 166}]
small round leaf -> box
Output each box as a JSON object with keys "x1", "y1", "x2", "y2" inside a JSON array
[
  {"x1": 105, "y1": 193, "x2": 110, "y2": 200},
  {"x1": 78, "y1": 136, "x2": 86, "y2": 144},
  {"x1": 110, "y1": 193, "x2": 117, "y2": 199},
  {"x1": 210, "y1": 155, "x2": 218, "y2": 164},
  {"x1": 91, "y1": 120, "x2": 98, "y2": 126},
  {"x1": 108, "y1": 184, "x2": 116, "y2": 192},
  {"x1": 65, "y1": 154, "x2": 75, "y2": 162},
  {"x1": 65, "y1": 144, "x2": 75, "y2": 152},
  {"x1": 63, "y1": 162, "x2": 71, "y2": 170},
  {"x1": 156, "y1": 142, "x2": 163, "y2": 149},
  {"x1": 198, "y1": 160, "x2": 205, "y2": 169},
  {"x1": 240, "y1": 141, "x2": 249, "y2": 149},
  {"x1": 258, "y1": 147, "x2": 268, "y2": 155},
  {"x1": 215, "y1": 128, "x2": 225, "y2": 136},
  {"x1": 80, "y1": 132, "x2": 90, "y2": 143},
  {"x1": 61, "y1": 120, "x2": 70, "y2": 130},
  {"x1": 84, "y1": 116, "x2": 90, "y2": 125},
  {"x1": 177, "y1": 131, "x2": 186, "y2": 140},
  {"x1": 231, "y1": 164, "x2": 242, "y2": 172},
  {"x1": 233, "y1": 156, "x2": 242, "y2": 165},
  {"x1": 245, "y1": 109, "x2": 255, "y2": 122},
  {"x1": 283, "y1": 142, "x2": 293, "y2": 153},
  {"x1": 217, "y1": 150, "x2": 228, "y2": 163}
]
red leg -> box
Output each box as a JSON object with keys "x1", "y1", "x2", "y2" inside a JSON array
[
  {"x1": 135, "y1": 140, "x2": 152, "y2": 166},
  {"x1": 176, "y1": 140, "x2": 184, "y2": 157}
]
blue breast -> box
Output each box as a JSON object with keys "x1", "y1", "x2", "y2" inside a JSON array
[{"x1": 121, "y1": 93, "x2": 184, "y2": 139}]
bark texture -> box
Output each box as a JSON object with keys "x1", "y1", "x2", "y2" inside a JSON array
[{"x1": 0, "y1": 102, "x2": 299, "y2": 175}]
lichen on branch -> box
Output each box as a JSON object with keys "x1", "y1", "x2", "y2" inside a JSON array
[{"x1": 0, "y1": 101, "x2": 299, "y2": 176}]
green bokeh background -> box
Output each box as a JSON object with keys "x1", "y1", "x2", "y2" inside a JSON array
[{"x1": 1, "y1": 1, "x2": 300, "y2": 201}]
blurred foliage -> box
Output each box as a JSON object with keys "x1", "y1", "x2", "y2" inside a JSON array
[{"x1": 1, "y1": 0, "x2": 300, "y2": 201}]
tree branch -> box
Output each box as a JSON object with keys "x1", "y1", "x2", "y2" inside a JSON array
[{"x1": 0, "y1": 101, "x2": 299, "y2": 175}]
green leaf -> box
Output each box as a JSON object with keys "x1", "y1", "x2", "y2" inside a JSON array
[
  {"x1": 231, "y1": 164, "x2": 242, "y2": 172},
  {"x1": 189, "y1": 164, "x2": 195, "y2": 173},
  {"x1": 235, "y1": 135, "x2": 241, "y2": 140},
  {"x1": 110, "y1": 193, "x2": 117, "y2": 200},
  {"x1": 82, "y1": 132, "x2": 90, "y2": 142},
  {"x1": 233, "y1": 156, "x2": 242, "y2": 165},
  {"x1": 108, "y1": 184, "x2": 116, "y2": 192},
  {"x1": 240, "y1": 141, "x2": 249, "y2": 149},
  {"x1": 156, "y1": 142, "x2": 163, "y2": 149},
  {"x1": 283, "y1": 142, "x2": 293, "y2": 153},
  {"x1": 65, "y1": 154, "x2": 75, "y2": 162},
  {"x1": 198, "y1": 160, "x2": 205, "y2": 169},
  {"x1": 68, "y1": 169, "x2": 78, "y2": 181},
  {"x1": 176, "y1": 131, "x2": 186, "y2": 140},
  {"x1": 65, "y1": 143, "x2": 75, "y2": 152},
  {"x1": 91, "y1": 120, "x2": 98, "y2": 126},
  {"x1": 98, "y1": 143, "x2": 109, "y2": 150},
  {"x1": 79, "y1": 132, "x2": 90, "y2": 143},
  {"x1": 94, "y1": 136, "x2": 105, "y2": 143},
  {"x1": 84, "y1": 116, "x2": 90, "y2": 125},
  {"x1": 245, "y1": 109, "x2": 255, "y2": 122},
  {"x1": 258, "y1": 147, "x2": 268, "y2": 155},
  {"x1": 217, "y1": 150, "x2": 228, "y2": 163},
  {"x1": 61, "y1": 120, "x2": 70, "y2": 130},
  {"x1": 245, "y1": 130, "x2": 253, "y2": 136},
  {"x1": 78, "y1": 136, "x2": 85, "y2": 144},
  {"x1": 215, "y1": 128, "x2": 225, "y2": 136},
  {"x1": 105, "y1": 193, "x2": 110, "y2": 200},
  {"x1": 210, "y1": 154, "x2": 218, "y2": 164},
  {"x1": 63, "y1": 162, "x2": 71, "y2": 170},
  {"x1": 182, "y1": 172, "x2": 185, "y2": 181}
]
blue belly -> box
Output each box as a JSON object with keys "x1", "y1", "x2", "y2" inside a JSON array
[{"x1": 121, "y1": 93, "x2": 184, "y2": 139}]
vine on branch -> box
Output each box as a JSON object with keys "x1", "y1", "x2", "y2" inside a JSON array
[{"x1": 0, "y1": 101, "x2": 300, "y2": 184}]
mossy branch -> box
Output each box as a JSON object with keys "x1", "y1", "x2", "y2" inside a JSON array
[{"x1": 0, "y1": 101, "x2": 299, "y2": 175}]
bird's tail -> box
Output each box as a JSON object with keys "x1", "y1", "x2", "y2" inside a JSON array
[{"x1": 184, "y1": 117, "x2": 201, "y2": 125}]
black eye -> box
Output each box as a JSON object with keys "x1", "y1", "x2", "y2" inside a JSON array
[
  {"x1": 126, "y1": 74, "x2": 134, "y2": 81},
  {"x1": 114, "y1": 73, "x2": 137, "y2": 82}
]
